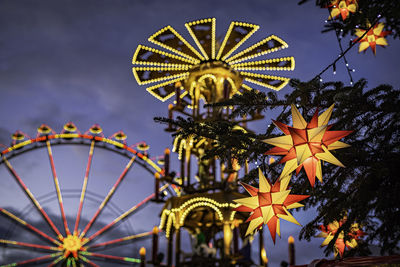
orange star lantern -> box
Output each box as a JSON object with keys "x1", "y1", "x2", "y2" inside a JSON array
[
  {"x1": 328, "y1": 0, "x2": 358, "y2": 21},
  {"x1": 355, "y1": 22, "x2": 391, "y2": 55},
  {"x1": 263, "y1": 104, "x2": 352, "y2": 187},
  {"x1": 318, "y1": 218, "x2": 365, "y2": 257},
  {"x1": 233, "y1": 169, "x2": 309, "y2": 242}
]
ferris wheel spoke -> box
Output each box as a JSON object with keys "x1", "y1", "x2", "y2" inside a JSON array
[
  {"x1": 86, "y1": 230, "x2": 152, "y2": 250},
  {"x1": 0, "y1": 252, "x2": 63, "y2": 267},
  {"x1": 83, "y1": 184, "x2": 168, "y2": 245},
  {"x1": 81, "y1": 251, "x2": 141, "y2": 263},
  {"x1": 79, "y1": 156, "x2": 136, "y2": 239},
  {"x1": 2, "y1": 156, "x2": 63, "y2": 240},
  {"x1": 74, "y1": 140, "x2": 95, "y2": 235},
  {"x1": 0, "y1": 239, "x2": 61, "y2": 251},
  {"x1": 78, "y1": 255, "x2": 100, "y2": 267},
  {"x1": 0, "y1": 208, "x2": 62, "y2": 246},
  {"x1": 46, "y1": 141, "x2": 71, "y2": 236},
  {"x1": 47, "y1": 255, "x2": 65, "y2": 267},
  {"x1": 64, "y1": 257, "x2": 77, "y2": 267}
]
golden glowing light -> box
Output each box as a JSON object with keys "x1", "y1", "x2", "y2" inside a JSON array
[
  {"x1": 234, "y1": 169, "x2": 308, "y2": 241},
  {"x1": 159, "y1": 197, "x2": 239, "y2": 238},
  {"x1": 263, "y1": 104, "x2": 352, "y2": 187},
  {"x1": 139, "y1": 247, "x2": 146, "y2": 256},
  {"x1": 318, "y1": 218, "x2": 365, "y2": 257},
  {"x1": 132, "y1": 18, "x2": 294, "y2": 103},
  {"x1": 61, "y1": 234, "x2": 83, "y2": 258},
  {"x1": 261, "y1": 248, "x2": 268, "y2": 263},
  {"x1": 328, "y1": 0, "x2": 358, "y2": 21},
  {"x1": 355, "y1": 22, "x2": 391, "y2": 55}
]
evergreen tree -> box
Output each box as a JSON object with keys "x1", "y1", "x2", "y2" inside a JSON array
[
  {"x1": 156, "y1": 79, "x2": 400, "y2": 256},
  {"x1": 299, "y1": 0, "x2": 400, "y2": 40},
  {"x1": 155, "y1": 0, "x2": 400, "y2": 257}
]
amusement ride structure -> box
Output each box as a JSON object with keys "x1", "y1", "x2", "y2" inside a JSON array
[
  {"x1": 0, "y1": 18, "x2": 297, "y2": 266},
  {"x1": 0, "y1": 124, "x2": 167, "y2": 265},
  {"x1": 131, "y1": 18, "x2": 296, "y2": 266}
]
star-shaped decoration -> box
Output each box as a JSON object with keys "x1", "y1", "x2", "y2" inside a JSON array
[
  {"x1": 317, "y1": 218, "x2": 365, "y2": 257},
  {"x1": 263, "y1": 104, "x2": 352, "y2": 187},
  {"x1": 233, "y1": 169, "x2": 309, "y2": 242},
  {"x1": 328, "y1": 0, "x2": 358, "y2": 21},
  {"x1": 355, "y1": 22, "x2": 391, "y2": 55}
]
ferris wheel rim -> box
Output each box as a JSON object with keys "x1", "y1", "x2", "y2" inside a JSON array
[
  {"x1": 1, "y1": 133, "x2": 163, "y2": 176},
  {"x1": 0, "y1": 130, "x2": 168, "y2": 265}
]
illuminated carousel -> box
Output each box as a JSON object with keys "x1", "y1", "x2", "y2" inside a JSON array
[
  {"x1": 0, "y1": 17, "x2": 357, "y2": 266},
  {"x1": 132, "y1": 18, "x2": 295, "y2": 266}
]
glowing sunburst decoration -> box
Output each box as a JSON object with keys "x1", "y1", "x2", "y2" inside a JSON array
[
  {"x1": 263, "y1": 104, "x2": 352, "y2": 187},
  {"x1": 354, "y1": 22, "x2": 391, "y2": 55},
  {"x1": 328, "y1": 0, "x2": 358, "y2": 21},
  {"x1": 318, "y1": 217, "x2": 365, "y2": 257},
  {"x1": 233, "y1": 169, "x2": 308, "y2": 242},
  {"x1": 132, "y1": 18, "x2": 294, "y2": 103}
]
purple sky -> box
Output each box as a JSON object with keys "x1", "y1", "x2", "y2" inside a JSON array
[{"x1": 0, "y1": 0, "x2": 399, "y2": 265}]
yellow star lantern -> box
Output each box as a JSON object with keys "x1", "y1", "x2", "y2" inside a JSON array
[
  {"x1": 233, "y1": 169, "x2": 309, "y2": 242},
  {"x1": 328, "y1": 0, "x2": 358, "y2": 21},
  {"x1": 263, "y1": 104, "x2": 352, "y2": 187},
  {"x1": 318, "y1": 218, "x2": 365, "y2": 257},
  {"x1": 355, "y1": 22, "x2": 391, "y2": 55}
]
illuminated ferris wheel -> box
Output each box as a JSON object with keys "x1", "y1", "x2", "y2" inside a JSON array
[
  {"x1": 0, "y1": 17, "x2": 296, "y2": 266},
  {"x1": 0, "y1": 123, "x2": 167, "y2": 266}
]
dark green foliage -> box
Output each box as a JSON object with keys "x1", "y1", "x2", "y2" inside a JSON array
[
  {"x1": 285, "y1": 79, "x2": 400, "y2": 256},
  {"x1": 298, "y1": 0, "x2": 400, "y2": 40},
  {"x1": 153, "y1": 0, "x2": 400, "y2": 259},
  {"x1": 154, "y1": 115, "x2": 269, "y2": 165},
  {"x1": 156, "y1": 79, "x2": 400, "y2": 256}
]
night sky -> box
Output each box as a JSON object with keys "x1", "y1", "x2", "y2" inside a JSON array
[{"x1": 0, "y1": 0, "x2": 399, "y2": 265}]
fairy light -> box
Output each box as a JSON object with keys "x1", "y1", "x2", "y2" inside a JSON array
[
  {"x1": 179, "y1": 202, "x2": 223, "y2": 225},
  {"x1": 194, "y1": 74, "x2": 218, "y2": 98},
  {"x1": 172, "y1": 135, "x2": 180, "y2": 153},
  {"x1": 314, "y1": 12, "x2": 386, "y2": 83},
  {"x1": 229, "y1": 210, "x2": 237, "y2": 221},
  {"x1": 217, "y1": 21, "x2": 260, "y2": 60},
  {"x1": 133, "y1": 18, "x2": 295, "y2": 103},
  {"x1": 148, "y1": 25, "x2": 204, "y2": 61},
  {"x1": 227, "y1": 35, "x2": 289, "y2": 64},
  {"x1": 185, "y1": 18, "x2": 216, "y2": 60},
  {"x1": 226, "y1": 77, "x2": 238, "y2": 96},
  {"x1": 132, "y1": 45, "x2": 199, "y2": 65},
  {"x1": 145, "y1": 76, "x2": 187, "y2": 102},
  {"x1": 241, "y1": 72, "x2": 290, "y2": 91},
  {"x1": 159, "y1": 197, "x2": 240, "y2": 238},
  {"x1": 232, "y1": 57, "x2": 295, "y2": 71},
  {"x1": 0, "y1": 126, "x2": 167, "y2": 263},
  {"x1": 178, "y1": 139, "x2": 186, "y2": 160},
  {"x1": 240, "y1": 83, "x2": 254, "y2": 92},
  {"x1": 334, "y1": 26, "x2": 354, "y2": 84},
  {"x1": 2, "y1": 127, "x2": 163, "y2": 174},
  {"x1": 132, "y1": 67, "x2": 190, "y2": 85}
]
